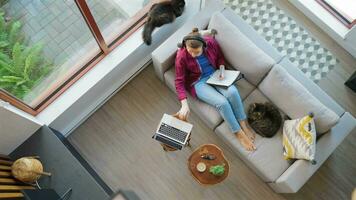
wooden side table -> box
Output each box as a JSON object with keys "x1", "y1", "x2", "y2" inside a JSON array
[{"x1": 188, "y1": 144, "x2": 229, "y2": 185}]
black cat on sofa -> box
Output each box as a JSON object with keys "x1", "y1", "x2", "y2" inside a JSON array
[{"x1": 247, "y1": 102, "x2": 282, "y2": 138}]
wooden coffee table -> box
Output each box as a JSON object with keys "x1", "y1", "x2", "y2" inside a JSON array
[{"x1": 188, "y1": 144, "x2": 229, "y2": 185}]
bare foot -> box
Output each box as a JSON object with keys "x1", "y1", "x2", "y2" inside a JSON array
[
  {"x1": 240, "y1": 120, "x2": 256, "y2": 142},
  {"x1": 236, "y1": 130, "x2": 256, "y2": 151}
]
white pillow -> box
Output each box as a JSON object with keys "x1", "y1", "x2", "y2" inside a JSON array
[
  {"x1": 259, "y1": 65, "x2": 339, "y2": 134},
  {"x1": 283, "y1": 114, "x2": 317, "y2": 164}
]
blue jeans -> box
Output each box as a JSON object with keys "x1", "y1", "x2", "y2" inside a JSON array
[{"x1": 194, "y1": 76, "x2": 246, "y2": 133}]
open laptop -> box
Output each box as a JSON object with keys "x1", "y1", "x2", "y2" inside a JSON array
[{"x1": 152, "y1": 114, "x2": 193, "y2": 150}]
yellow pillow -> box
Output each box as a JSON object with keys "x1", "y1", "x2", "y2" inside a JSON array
[{"x1": 283, "y1": 113, "x2": 317, "y2": 164}]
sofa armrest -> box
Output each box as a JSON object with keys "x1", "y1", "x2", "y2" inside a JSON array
[
  {"x1": 151, "y1": 0, "x2": 225, "y2": 82},
  {"x1": 269, "y1": 112, "x2": 356, "y2": 193}
]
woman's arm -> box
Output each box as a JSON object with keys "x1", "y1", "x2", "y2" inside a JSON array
[
  {"x1": 208, "y1": 37, "x2": 226, "y2": 79},
  {"x1": 175, "y1": 51, "x2": 187, "y2": 101},
  {"x1": 177, "y1": 98, "x2": 190, "y2": 121},
  {"x1": 175, "y1": 51, "x2": 190, "y2": 120},
  {"x1": 207, "y1": 36, "x2": 225, "y2": 67}
]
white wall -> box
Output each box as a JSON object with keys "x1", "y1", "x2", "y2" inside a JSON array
[{"x1": 0, "y1": 101, "x2": 42, "y2": 154}]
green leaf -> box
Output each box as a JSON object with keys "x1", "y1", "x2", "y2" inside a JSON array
[
  {"x1": 0, "y1": 40, "x2": 8, "y2": 48},
  {"x1": 0, "y1": 51, "x2": 10, "y2": 63},
  {"x1": 0, "y1": 59, "x2": 15, "y2": 74},
  {"x1": 12, "y1": 42, "x2": 24, "y2": 74},
  {"x1": 24, "y1": 43, "x2": 43, "y2": 79},
  {"x1": 8, "y1": 21, "x2": 22, "y2": 46},
  {"x1": 0, "y1": 75, "x2": 23, "y2": 83},
  {"x1": 0, "y1": 15, "x2": 55, "y2": 99},
  {"x1": 0, "y1": 32, "x2": 7, "y2": 41},
  {"x1": 15, "y1": 79, "x2": 27, "y2": 86},
  {"x1": 21, "y1": 84, "x2": 30, "y2": 93},
  {"x1": 0, "y1": 82, "x2": 14, "y2": 89},
  {"x1": 0, "y1": 11, "x2": 5, "y2": 32}
]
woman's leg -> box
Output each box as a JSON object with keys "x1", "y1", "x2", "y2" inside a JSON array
[
  {"x1": 215, "y1": 85, "x2": 246, "y2": 121},
  {"x1": 194, "y1": 80, "x2": 255, "y2": 151},
  {"x1": 216, "y1": 85, "x2": 256, "y2": 141},
  {"x1": 194, "y1": 80, "x2": 241, "y2": 133}
]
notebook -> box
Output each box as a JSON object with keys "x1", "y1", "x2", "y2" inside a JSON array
[{"x1": 206, "y1": 70, "x2": 243, "y2": 87}]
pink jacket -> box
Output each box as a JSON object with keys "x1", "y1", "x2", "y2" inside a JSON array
[{"x1": 175, "y1": 36, "x2": 225, "y2": 101}]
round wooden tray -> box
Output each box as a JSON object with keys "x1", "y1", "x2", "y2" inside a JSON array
[{"x1": 188, "y1": 144, "x2": 229, "y2": 185}]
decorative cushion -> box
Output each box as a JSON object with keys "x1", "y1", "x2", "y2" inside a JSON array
[
  {"x1": 283, "y1": 113, "x2": 317, "y2": 164},
  {"x1": 258, "y1": 65, "x2": 339, "y2": 135},
  {"x1": 208, "y1": 12, "x2": 275, "y2": 86}
]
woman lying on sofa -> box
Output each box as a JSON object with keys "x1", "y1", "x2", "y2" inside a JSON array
[{"x1": 175, "y1": 28, "x2": 256, "y2": 151}]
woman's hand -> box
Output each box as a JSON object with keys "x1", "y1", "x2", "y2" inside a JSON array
[{"x1": 175, "y1": 99, "x2": 190, "y2": 121}]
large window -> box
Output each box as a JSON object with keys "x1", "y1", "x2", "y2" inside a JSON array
[
  {"x1": 87, "y1": 0, "x2": 150, "y2": 45},
  {"x1": 0, "y1": 0, "x2": 151, "y2": 115}
]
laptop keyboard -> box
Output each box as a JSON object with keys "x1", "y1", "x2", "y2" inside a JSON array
[
  {"x1": 155, "y1": 134, "x2": 182, "y2": 150},
  {"x1": 159, "y1": 123, "x2": 188, "y2": 143}
]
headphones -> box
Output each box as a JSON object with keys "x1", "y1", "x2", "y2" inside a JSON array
[{"x1": 178, "y1": 35, "x2": 206, "y2": 48}]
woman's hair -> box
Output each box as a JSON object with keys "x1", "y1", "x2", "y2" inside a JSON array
[{"x1": 185, "y1": 28, "x2": 203, "y2": 49}]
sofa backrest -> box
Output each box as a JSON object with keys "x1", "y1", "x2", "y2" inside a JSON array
[
  {"x1": 216, "y1": 8, "x2": 344, "y2": 116},
  {"x1": 208, "y1": 12, "x2": 275, "y2": 86},
  {"x1": 220, "y1": 8, "x2": 284, "y2": 62},
  {"x1": 259, "y1": 64, "x2": 340, "y2": 134},
  {"x1": 278, "y1": 58, "x2": 345, "y2": 116}
]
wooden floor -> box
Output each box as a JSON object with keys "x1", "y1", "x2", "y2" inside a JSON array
[{"x1": 69, "y1": 1, "x2": 356, "y2": 200}]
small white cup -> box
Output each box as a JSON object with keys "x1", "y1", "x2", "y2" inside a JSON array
[{"x1": 196, "y1": 162, "x2": 206, "y2": 172}]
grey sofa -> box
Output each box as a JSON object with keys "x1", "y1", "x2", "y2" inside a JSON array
[{"x1": 151, "y1": 0, "x2": 356, "y2": 193}]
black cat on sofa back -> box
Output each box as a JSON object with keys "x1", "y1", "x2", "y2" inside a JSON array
[{"x1": 142, "y1": 0, "x2": 185, "y2": 45}]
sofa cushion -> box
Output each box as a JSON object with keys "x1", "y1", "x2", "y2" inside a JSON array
[
  {"x1": 164, "y1": 67, "x2": 255, "y2": 129},
  {"x1": 215, "y1": 89, "x2": 291, "y2": 182},
  {"x1": 278, "y1": 57, "x2": 344, "y2": 116},
  {"x1": 208, "y1": 12, "x2": 275, "y2": 86},
  {"x1": 258, "y1": 65, "x2": 340, "y2": 134},
  {"x1": 234, "y1": 78, "x2": 255, "y2": 100},
  {"x1": 225, "y1": 63, "x2": 256, "y2": 100}
]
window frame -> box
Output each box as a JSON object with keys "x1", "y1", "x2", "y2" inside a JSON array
[
  {"x1": 316, "y1": 0, "x2": 356, "y2": 29},
  {"x1": 0, "y1": 0, "x2": 153, "y2": 116}
]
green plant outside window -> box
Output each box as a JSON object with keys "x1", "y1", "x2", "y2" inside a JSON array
[{"x1": 0, "y1": 10, "x2": 53, "y2": 100}]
